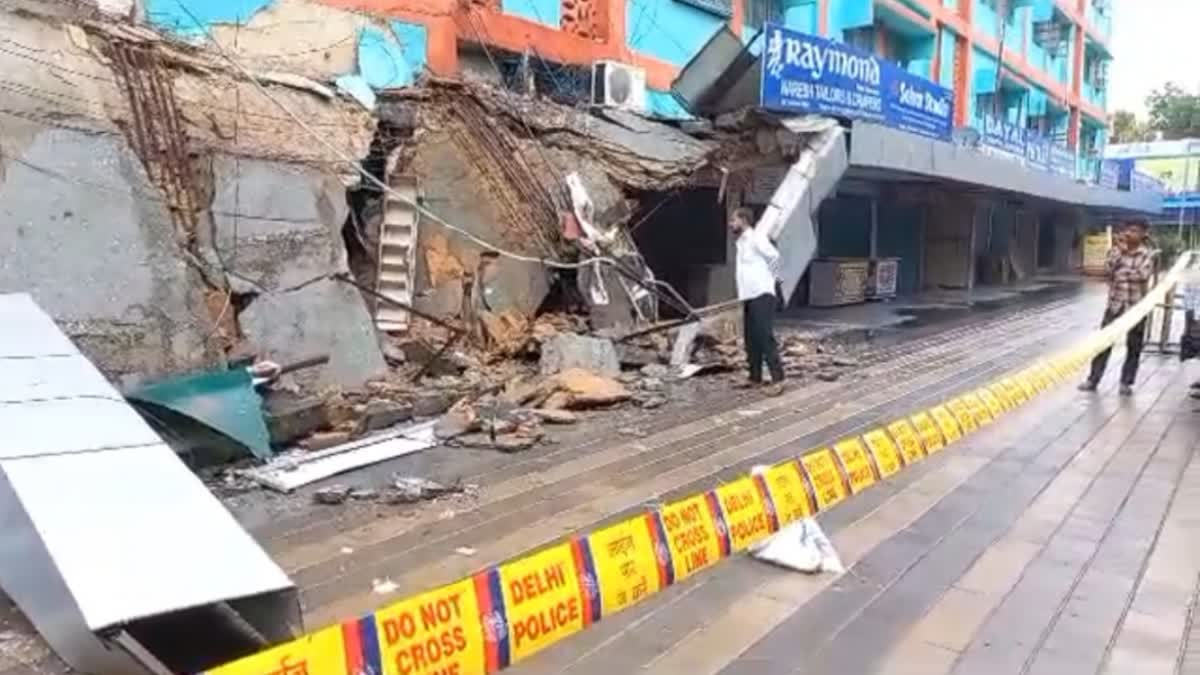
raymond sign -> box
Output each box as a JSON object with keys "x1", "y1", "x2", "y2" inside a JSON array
[
  {"x1": 715, "y1": 477, "x2": 777, "y2": 551},
  {"x1": 802, "y1": 449, "x2": 849, "y2": 509},
  {"x1": 208, "y1": 624, "x2": 350, "y2": 675},
  {"x1": 759, "y1": 24, "x2": 953, "y2": 140},
  {"x1": 659, "y1": 494, "x2": 726, "y2": 582},
  {"x1": 585, "y1": 516, "x2": 664, "y2": 617},
  {"x1": 497, "y1": 543, "x2": 588, "y2": 663},
  {"x1": 760, "y1": 461, "x2": 813, "y2": 525},
  {"x1": 373, "y1": 579, "x2": 487, "y2": 675}
]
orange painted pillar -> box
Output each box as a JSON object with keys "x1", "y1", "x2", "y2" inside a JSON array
[
  {"x1": 818, "y1": 0, "x2": 829, "y2": 36},
  {"x1": 606, "y1": 0, "x2": 625, "y2": 52},
  {"x1": 953, "y1": 36, "x2": 971, "y2": 127},
  {"x1": 730, "y1": 0, "x2": 743, "y2": 37},
  {"x1": 1068, "y1": 20, "x2": 1084, "y2": 148},
  {"x1": 425, "y1": 15, "x2": 459, "y2": 76},
  {"x1": 931, "y1": 28, "x2": 941, "y2": 84}
]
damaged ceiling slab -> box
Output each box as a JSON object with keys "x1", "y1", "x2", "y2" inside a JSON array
[
  {"x1": 0, "y1": 293, "x2": 300, "y2": 675},
  {"x1": 384, "y1": 80, "x2": 780, "y2": 330},
  {"x1": 0, "y1": 5, "x2": 385, "y2": 389}
]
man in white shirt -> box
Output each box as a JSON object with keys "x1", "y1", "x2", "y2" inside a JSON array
[{"x1": 731, "y1": 207, "x2": 785, "y2": 395}]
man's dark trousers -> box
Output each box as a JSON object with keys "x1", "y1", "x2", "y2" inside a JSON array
[
  {"x1": 1087, "y1": 308, "x2": 1148, "y2": 386},
  {"x1": 743, "y1": 293, "x2": 784, "y2": 384}
]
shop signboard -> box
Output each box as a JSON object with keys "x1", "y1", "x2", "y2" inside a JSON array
[{"x1": 759, "y1": 24, "x2": 953, "y2": 141}]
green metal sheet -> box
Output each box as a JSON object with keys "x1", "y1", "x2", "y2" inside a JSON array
[{"x1": 126, "y1": 367, "x2": 272, "y2": 461}]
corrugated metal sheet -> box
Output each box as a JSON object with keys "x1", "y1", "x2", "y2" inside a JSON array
[{"x1": 0, "y1": 293, "x2": 299, "y2": 674}]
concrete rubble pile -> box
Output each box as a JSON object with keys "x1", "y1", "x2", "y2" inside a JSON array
[{"x1": 0, "y1": 0, "x2": 856, "y2": 485}]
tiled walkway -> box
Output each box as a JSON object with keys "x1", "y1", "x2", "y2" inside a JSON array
[{"x1": 510, "y1": 356, "x2": 1200, "y2": 675}]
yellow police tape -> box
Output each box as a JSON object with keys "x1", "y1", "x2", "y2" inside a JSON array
[{"x1": 205, "y1": 253, "x2": 1192, "y2": 675}]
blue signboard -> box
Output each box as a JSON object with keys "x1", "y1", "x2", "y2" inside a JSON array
[
  {"x1": 1024, "y1": 131, "x2": 1050, "y2": 172},
  {"x1": 1050, "y1": 143, "x2": 1075, "y2": 178},
  {"x1": 1099, "y1": 160, "x2": 1120, "y2": 189},
  {"x1": 1131, "y1": 170, "x2": 1165, "y2": 195},
  {"x1": 759, "y1": 24, "x2": 953, "y2": 141},
  {"x1": 979, "y1": 115, "x2": 1025, "y2": 157}
]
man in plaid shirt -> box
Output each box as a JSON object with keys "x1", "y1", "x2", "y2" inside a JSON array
[{"x1": 1079, "y1": 219, "x2": 1155, "y2": 396}]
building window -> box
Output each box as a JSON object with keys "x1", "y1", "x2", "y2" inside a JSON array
[
  {"x1": 742, "y1": 0, "x2": 780, "y2": 28},
  {"x1": 976, "y1": 93, "x2": 997, "y2": 119},
  {"x1": 844, "y1": 26, "x2": 875, "y2": 53}
]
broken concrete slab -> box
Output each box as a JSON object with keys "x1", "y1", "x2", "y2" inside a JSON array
[
  {"x1": 412, "y1": 392, "x2": 455, "y2": 418},
  {"x1": 314, "y1": 485, "x2": 352, "y2": 505},
  {"x1": 528, "y1": 409, "x2": 578, "y2": 425},
  {"x1": 539, "y1": 334, "x2": 621, "y2": 377},
  {"x1": 0, "y1": 128, "x2": 215, "y2": 379},
  {"x1": 434, "y1": 403, "x2": 477, "y2": 440},
  {"x1": 551, "y1": 368, "x2": 631, "y2": 408},
  {"x1": 263, "y1": 393, "x2": 329, "y2": 445},
  {"x1": 205, "y1": 155, "x2": 351, "y2": 293},
  {"x1": 239, "y1": 278, "x2": 387, "y2": 391},
  {"x1": 396, "y1": 340, "x2": 463, "y2": 377},
  {"x1": 300, "y1": 430, "x2": 354, "y2": 451},
  {"x1": 360, "y1": 400, "x2": 414, "y2": 433}
]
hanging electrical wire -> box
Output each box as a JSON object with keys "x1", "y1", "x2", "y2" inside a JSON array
[{"x1": 166, "y1": 0, "x2": 625, "y2": 274}]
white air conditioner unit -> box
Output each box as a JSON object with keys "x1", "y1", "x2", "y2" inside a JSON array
[{"x1": 591, "y1": 60, "x2": 647, "y2": 113}]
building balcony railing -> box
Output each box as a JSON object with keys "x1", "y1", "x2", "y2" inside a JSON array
[
  {"x1": 1082, "y1": 81, "x2": 1107, "y2": 109},
  {"x1": 1085, "y1": 3, "x2": 1112, "y2": 42}
]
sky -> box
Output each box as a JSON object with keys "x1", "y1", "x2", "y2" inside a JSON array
[{"x1": 1108, "y1": 0, "x2": 1199, "y2": 117}]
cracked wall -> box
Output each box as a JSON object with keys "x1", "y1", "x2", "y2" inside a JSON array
[
  {"x1": 0, "y1": 6, "x2": 385, "y2": 389},
  {"x1": 0, "y1": 127, "x2": 217, "y2": 380},
  {"x1": 202, "y1": 155, "x2": 387, "y2": 389}
]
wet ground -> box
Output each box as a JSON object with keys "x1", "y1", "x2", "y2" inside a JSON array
[
  {"x1": 219, "y1": 279, "x2": 1087, "y2": 537},
  {"x1": 510, "y1": 318, "x2": 1200, "y2": 675},
  {"x1": 0, "y1": 277, "x2": 1115, "y2": 674},
  {"x1": 232, "y1": 279, "x2": 1104, "y2": 632}
]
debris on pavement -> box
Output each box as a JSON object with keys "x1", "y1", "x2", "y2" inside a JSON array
[
  {"x1": 359, "y1": 399, "x2": 415, "y2": 433},
  {"x1": 372, "y1": 578, "x2": 400, "y2": 595},
  {"x1": 388, "y1": 476, "x2": 460, "y2": 502},
  {"x1": 528, "y1": 409, "x2": 578, "y2": 425},
  {"x1": 314, "y1": 485, "x2": 352, "y2": 505},
  {"x1": 299, "y1": 430, "x2": 355, "y2": 451},
  {"x1": 547, "y1": 368, "x2": 632, "y2": 408},
  {"x1": 539, "y1": 333, "x2": 622, "y2": 377},
  {"x1": 455, "y1": 546, "x2": 478, "y2": 557},
  {"x1": 243, "y1": 421, "x2": 437, "y2": 492},
  {"x1": 749, "y1": 517, "x2": 843, "y2": 575},
  {"x1": 635, "y1": 394, "x2": 667, "y2": 410}
]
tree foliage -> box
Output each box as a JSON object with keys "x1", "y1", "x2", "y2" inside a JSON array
[
  {"x1": 1109, "y1": 110, "x2": 1153, "y2": 144},
  {"x1": 1146, "y1": 83, "x2": 1200, "y2": 140}
]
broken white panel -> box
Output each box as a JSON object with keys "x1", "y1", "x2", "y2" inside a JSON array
[
  {"x1": 749, "y1": 517, "x2": 843, "y2": 574},
  {"x1": 0, "y1": 293, "x2": 299, "y2": 675},
  {"x1": 244, "y1": 421, "x2": 437, "y2": 492},
  {"x1": 375, "y1": 174, "x2": 420, "y2": 332},
  {"x1": 756, "y1": 123, "x2": 848, "y2": 305}
]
